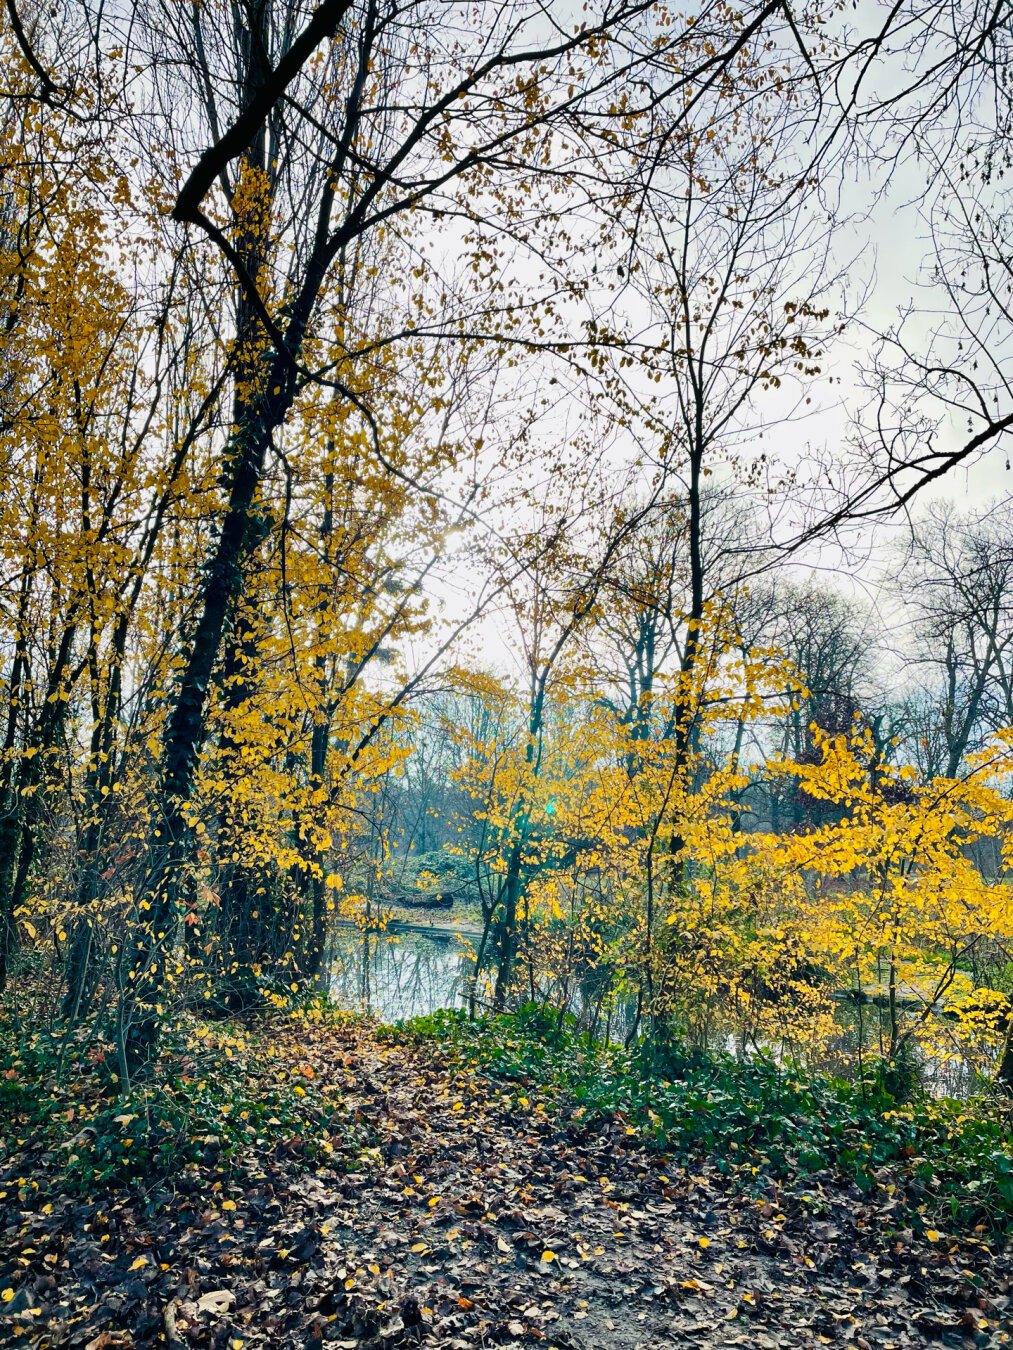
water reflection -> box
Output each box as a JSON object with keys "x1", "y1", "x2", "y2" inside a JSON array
[
  {"x1": 324, "y1": 926, "x2": 991, "y2": 1096},
  {"x1": 827, "y1": 1002, "x2": 988, "y2": 1098},
  {"x1": 720, "y1": 1017, "x2": 985, "y2": 1098},
  {"x1": 325, "y1": 924, "x2": 473, "y2": 1021},
  {"x1": 323, "y1": 924, "x2": 634, "y2": 1035}
]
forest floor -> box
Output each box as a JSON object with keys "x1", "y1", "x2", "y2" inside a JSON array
[{"x1": 1, "y1": 1012, "x2": 1011, "y2": 1350}]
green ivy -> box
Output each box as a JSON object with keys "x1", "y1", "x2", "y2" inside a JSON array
[
  {"x1": 393, "y1": 1006, "x2": 1013, "y2": 1236},
  {"x1": 0, "y1": 1024, "x2": 349, "y2": 1194}
]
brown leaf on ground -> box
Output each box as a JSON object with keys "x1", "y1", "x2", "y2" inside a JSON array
[{"x1": 2, "y1": 1018, "x2": 1010, "y2": 1349}]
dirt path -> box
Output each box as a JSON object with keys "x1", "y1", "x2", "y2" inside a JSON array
[{"x1": 1, "y1": 1022, "x2": 1010, "y2": 1348}]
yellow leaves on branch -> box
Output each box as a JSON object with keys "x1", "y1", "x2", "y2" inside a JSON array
[{"x1": 760, "y1": 724, "x2": 1013, "y2": 1062}]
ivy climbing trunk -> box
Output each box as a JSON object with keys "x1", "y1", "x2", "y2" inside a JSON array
[{"x1": 124, "y1": 371, "x2": 293, "y2": 1068}]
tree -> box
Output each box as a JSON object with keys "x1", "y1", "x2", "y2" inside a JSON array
[
  {"x1": 753, "y1": 580, "x2": 880, "y2": 830},
  {"x1": 595, "y1": 38, "x2": 845, "y2": 878},
  {"x1": 813, "y1": 15, "x2": 1013, "y2": 532},
  {"x1": 93, "y1": 0, "x2": 821, "y2": 1066},
  {"x1": 768, "y1": 724, "x2": 1013, "y2": 1077},
  {"x1": 588, "y1": 491, "x2": 758, "y2": 763},
  {"x1": 0, "y1": 71, "x2": 226, "y2": 992},
  {"x1": 459, "y1": 477, "x2": 648, "y2": 1009},
  {"x1": 901, "y1": 503, "x2": 1013, "y2": 778}
]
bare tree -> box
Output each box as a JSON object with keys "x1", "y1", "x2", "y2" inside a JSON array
[
  {"x1": 902, "y1": 502, "x2": 1013, "y2": 775},
  {"x1": 756, "y1": 579, "x2": 880, "y2": 828}
]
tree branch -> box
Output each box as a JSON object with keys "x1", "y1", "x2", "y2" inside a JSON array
[{"x1": 172, "y1": 0, "x2": 355, "y2": 222}]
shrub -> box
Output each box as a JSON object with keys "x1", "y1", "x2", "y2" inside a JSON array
[{"x1": 0, "y1": 1018, "x2": 349, "y2": 1193}]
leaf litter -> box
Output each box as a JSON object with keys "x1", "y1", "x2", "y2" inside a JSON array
[{"x1": 1, "y1": 1016, "x2": 1010, "y2": 1348}]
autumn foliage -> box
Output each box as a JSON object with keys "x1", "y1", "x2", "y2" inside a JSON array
[{"x1": 0, "y1": 0, "x2": 1012, "y2": 1209}]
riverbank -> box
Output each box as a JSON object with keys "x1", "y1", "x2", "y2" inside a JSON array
[
  {"x1": 334, "y1": 911, "x2": 483, "y2": 939},
  {"x1": 2, "y1": 1004, "x2": 1011, "y2": 1348}
]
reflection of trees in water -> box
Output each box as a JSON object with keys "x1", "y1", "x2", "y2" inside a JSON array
[
  {"x1": 718, "y1": 1010, "x2": 986, "y2": 1099},
  {"x1": 826, "y1": 1005, "x2": 987, "y2": 1099},
  {"x1": 538, "y1": 967, "x2": 638, "y2": 1044},
  {"x1": 326, "y1": 930, "x2": 472, "y2": 1020},
  {"x1": 325, "y1": 931, "x2": 987, "y2": 1096},
  {"x1": 326, "y1": 928, "x2": 639, "y2": 1038}
]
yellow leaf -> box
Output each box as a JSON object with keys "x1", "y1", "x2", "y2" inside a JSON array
[
  {"x1": 130, "y1": 1257, "x2": 147, "y2": 1271},
  {"x1": 541, "y1": 1249, "x2": 556, "y2": 1263}
]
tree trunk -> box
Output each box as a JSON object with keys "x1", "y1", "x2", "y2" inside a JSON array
[
  {"x1": 63, "y1": 613, "x2": 129, "y2": 1019},
  {"x1": 124, "y1": 385, "x2": 289, "y2": 1068}
]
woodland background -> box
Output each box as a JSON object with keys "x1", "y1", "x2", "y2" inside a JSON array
[{"x1": 2, "y1": 0, "x2": 1013, "y2": 1271}]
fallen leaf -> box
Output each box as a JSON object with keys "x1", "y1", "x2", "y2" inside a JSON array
[{"x1": 196, "y1": 1289, "x2": 236, "y2": 1315}]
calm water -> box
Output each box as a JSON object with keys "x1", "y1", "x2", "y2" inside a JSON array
[
  {"x1": 324, "y1": 925, "x2": 991, "y2": 1095},
  {"x1": 325, "y1": 925, "x2": 474, "y2": 1021},
  {"x1": 324, "y1": 924, "x2": 633, "y2": 1038}
]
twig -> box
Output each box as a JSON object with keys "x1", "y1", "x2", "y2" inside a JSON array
[{"x1": 163, "y1": 1297, "x2": 184, "y2": 1348}]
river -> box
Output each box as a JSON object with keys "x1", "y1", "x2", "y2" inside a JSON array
[
  {"x1": 325, "y1": 924, "x2": 474, "y2": 1022},
  {"x1": 324, "y1": 924, "x2": 989, "y2": 1096}
]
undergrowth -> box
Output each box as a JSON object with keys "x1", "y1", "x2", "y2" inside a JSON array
[
  {"x1": 0, "y1": 1011, "x2": 352, "y2": 1194},
  {"x1": 392, "y1": 1004, "x2": 1013, "y2": 1238}
]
